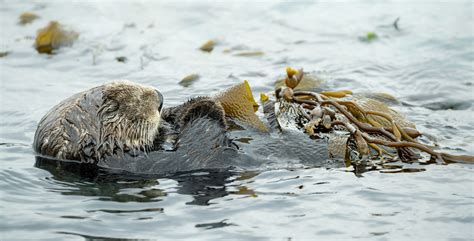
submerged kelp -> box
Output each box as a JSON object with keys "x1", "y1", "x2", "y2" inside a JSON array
[
  {"x1": 35, "y1": 21, "x2": 78, "y2": 54},
  {"x1": 359, "y1": 32, "x2": 378, "y2": 42},
  {"x1": 199, "y1": 40, "x2": 216, "y2": 52},
  {"x1": 266, "y1": 67, "x2": 474, "y2": 172},
  {"x1": 18, "y1": 12, "x2": 39, "y2": 25},
  {"x1": 179, "y1": 74, "x2": 200, "y2": 87},
  {"x1": 0, "y1": 52, "x2": 9, "y2": 58}
]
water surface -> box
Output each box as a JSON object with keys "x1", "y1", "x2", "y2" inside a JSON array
[{"x1": 0, "y1": 1, "x2": 473, "y2": 240}]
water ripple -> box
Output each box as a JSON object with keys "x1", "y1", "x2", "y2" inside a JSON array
[{"x1": 0, "y1": 1, "x2": 473, "y2": 240}]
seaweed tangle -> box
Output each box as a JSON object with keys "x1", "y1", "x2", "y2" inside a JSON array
[{"x1": 273, "y1": 67, "x2": 474, "y2": 167}]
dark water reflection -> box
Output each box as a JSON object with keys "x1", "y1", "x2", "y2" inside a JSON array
[
  {"x1": 1, "y1": 1, "x2": 473, "y2": 240},
  {"x1": 35, "y1": 156, "x2": 249, "y2": 206}
]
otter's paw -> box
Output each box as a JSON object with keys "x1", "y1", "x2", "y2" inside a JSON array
[{"x1": 181, "y1": 97, "x2": 227, "y2": 129}]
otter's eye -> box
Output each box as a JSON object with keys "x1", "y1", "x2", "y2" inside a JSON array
[{"x1": 155, "y1": 90, "x2": 164, "y2": 111}]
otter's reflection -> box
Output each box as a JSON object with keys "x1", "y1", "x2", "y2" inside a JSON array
[
  {"x1": 35, "y1": 156, "x2": 258, "y2": 206},
  {"x1": 173, "y1": 171, "x2": 235, "y2": 205}
]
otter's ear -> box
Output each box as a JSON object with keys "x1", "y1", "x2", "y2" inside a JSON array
[{"x1": 97, "y1": 99, "x2": 119, "y2": 119}]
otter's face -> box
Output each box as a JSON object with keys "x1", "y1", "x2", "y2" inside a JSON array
[{"x1": 98, "y1": 80, "x2": 163, "y2": 151}]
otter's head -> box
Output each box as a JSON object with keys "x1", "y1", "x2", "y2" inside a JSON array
[{"x1": 98, "y1": 80, "x2": 163, "y2": 153}]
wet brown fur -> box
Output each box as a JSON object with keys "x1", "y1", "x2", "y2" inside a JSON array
[
  {"x1": 161, "y1": 96, "x2": 227, "y2": 130},
  {"x1": 33, "y1": 80, "x2": 163, "y2": 163}
]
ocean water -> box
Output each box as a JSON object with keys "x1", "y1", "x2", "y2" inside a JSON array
[{"x1": 0, "y1": 1, "x2": 473, "y2": 240}]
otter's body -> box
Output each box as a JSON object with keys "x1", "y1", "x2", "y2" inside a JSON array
[
  {"x1": 34, "y1": 81, "x2": 336, "y2": 177},
  {"x1": 153, "y1": 97, "x2": 228, "y2": 150},
  {"x1": 33, "y1": 80, "x2": 238, "y2": 175}
]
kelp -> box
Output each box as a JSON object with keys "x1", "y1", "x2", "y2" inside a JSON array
[
  {"x1": 272, "y1": 67, "x2": 474, "y2": 166},
  {"x1": 199, "y1": 40, "x2": 216, "y2": 52},
  {"x1": 274, "y1": 72, "x2": 323, "y2": 91},
  {"x1": 345, "y1": 95, "x2": 416, "y2": 129},
  {"x1": 35, "y1": 21, "x2": 79, "y2": 54},
  {"x1": 19, "y1": 12, "x2": 39, "y2": 25},
  {"x1": 359, "y1": 32, "x2": 377, "y2": 42},
  {"x1": 0, "y1": 52, "x2": 9, "y2": 58},
  {"x1": 179, "y1": 74, "x2": 200, "y2": 87},
  {"x1": 234, "y1": 51, "x2": 264, "y2": 57},
  {"x1": 116, "y1": 56, "x2": 127, "y2": 63},
  {"x1": 214, "y1": 80, "x2": 268, "y2": 131}
]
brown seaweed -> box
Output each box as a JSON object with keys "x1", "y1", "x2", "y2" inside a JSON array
[
  {"x1": 35, "y1": 21, "x2": 78, "y2": 54},
  {"x1": 19, "y1": 12, "x2": 39, "y2": 25},
  {"x1": 275, "y1": 67, "x2": 474, "y2": 166},
  {"x1": 199, "y1": 40, "x2": 216, "y2": 52},
  {"x1": 214, "y1": 80, "x2": 268, "y2": 131},
  {"x1": 179, "y1": 74, "x2": 200, "y2": 87}
]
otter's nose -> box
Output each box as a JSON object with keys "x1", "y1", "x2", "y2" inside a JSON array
[{"x1": 155, "y1": 90, "x2": 164, "y2": 111}]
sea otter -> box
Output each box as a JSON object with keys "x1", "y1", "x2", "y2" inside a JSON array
[
  {"x1": 33, "y1": 80, "x2": 164, "y2": 163},
  {"x1": 34, "y1": 80, "x2": 334, "y2": 177},
  {"x1": 33, "y1": 80, "x2": 246, "y2": 175}
]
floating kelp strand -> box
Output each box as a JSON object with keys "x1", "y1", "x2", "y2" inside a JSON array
[{"x1": 276, "y1": 67, "x2": 474, "y2": 166}]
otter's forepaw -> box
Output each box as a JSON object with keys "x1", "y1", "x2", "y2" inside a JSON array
[{"x1": 181, "y1": 97, "x2": 227, "y2": 129}]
